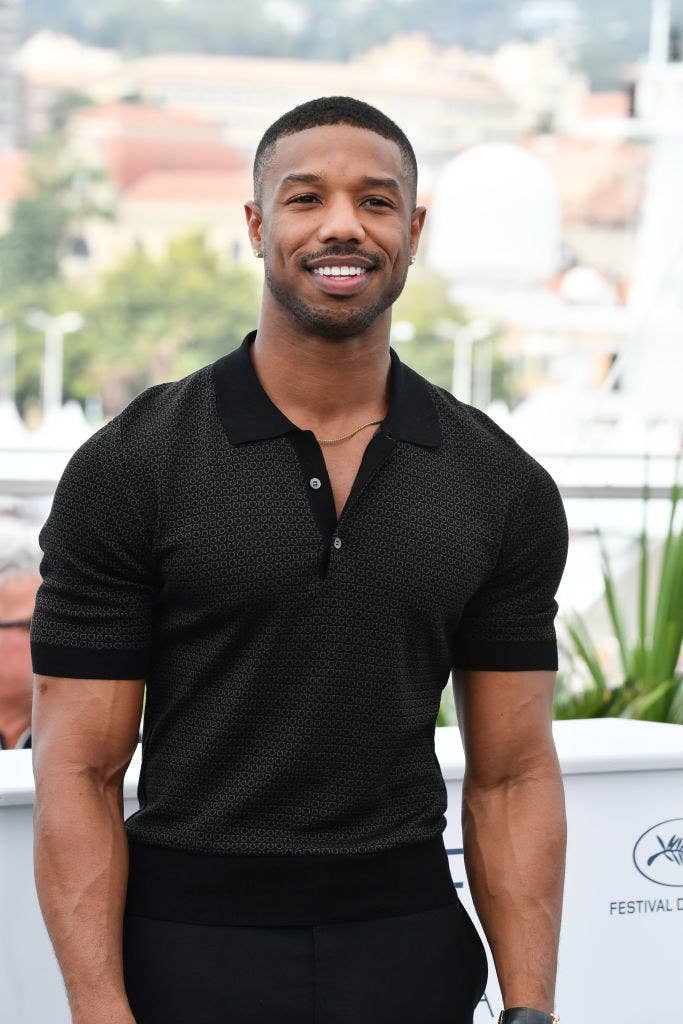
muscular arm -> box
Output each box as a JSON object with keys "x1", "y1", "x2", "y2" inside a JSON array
[
  {"x1": 452, "y1": 666, "x2": 565, "y2": 1014},
  {"x1": 32, "y1": 674, "x2": 144, "y2": 1024}
]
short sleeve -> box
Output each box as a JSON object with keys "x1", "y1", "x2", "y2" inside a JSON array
[
  {"x1": 452, "y1": 458, "x2": 569, "y2": 671},
  {"x1": 30, "y1": 416, "x2": 157, "y2": 680}
]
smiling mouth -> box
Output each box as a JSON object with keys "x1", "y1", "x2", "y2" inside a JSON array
[
  {"x1": 305, "y1": 263, "x2": 375, "y2": 295},
  {"x1": 310, "y1": 265, "x2": 370, "y2": 279}
]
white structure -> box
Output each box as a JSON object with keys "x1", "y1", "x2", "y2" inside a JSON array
[
  {"x1": 24, "y1": 309, "x2": 85, "y2": 418},
  {"x1": 617, "y1": 77, "x2": 683, "y2": 419},
  {"x1": 2, "y1": 720, "x2": 682, "y2": 1024},
  {"x1": 29, "y1": 400, "x2": 92, "y2": 448},
  {"x1": 426, "y1": 142, "x2": 562, "y2": 286},
  {"x1": 425, "y1": 141, "x2": 567, "y2": 407},
  {"x1": 582, "y1": 0, "x2": 683, "y2": 427},
  {"x1": 0, "y1": 399, "x2": 29, "y2": 447},
  {"x1": 13, "y1": 30, "x2": 123, "y2": 138}
]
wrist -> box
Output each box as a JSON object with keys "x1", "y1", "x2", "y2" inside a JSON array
[{"x1": 498, "y1": 1009, "x2": 560, "y2": 1024}]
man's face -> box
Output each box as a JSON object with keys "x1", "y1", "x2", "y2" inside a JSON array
[{"x1": 245, "y1": 124, "x2": 426, "y2": 338}]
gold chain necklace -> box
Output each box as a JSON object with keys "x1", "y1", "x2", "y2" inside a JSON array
[{"x1": 316, "y1": 420, "x2": 383, "y2": 445}]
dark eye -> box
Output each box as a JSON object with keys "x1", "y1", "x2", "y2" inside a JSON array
[
  {"x1": 288, "y1": 194, "x2": 319, "y2": 204},
  {"x1": 364, "y1": 197, "x2": 392, "y2": 207}
]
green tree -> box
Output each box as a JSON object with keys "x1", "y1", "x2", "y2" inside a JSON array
[
  {"x1": 391, "y1": 271, "x2": 466, "y2": 390},
  {"x1": 0, "y1": 134, "x2": 113, "y2": 296},
  {"x1": 46, "y1": 89, "x2": 96, "y2": 134},
  {"x1": 68, "y1": 231, "x2": 261, "y2": 412},
  {"x1": 0, "y1": 195, "x2": 68, "y2": 290},
  {"x1": 7, "y1": 231, "x2": 260, "y2": 417}
]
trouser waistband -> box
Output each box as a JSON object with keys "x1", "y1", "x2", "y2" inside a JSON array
[{"x1": 124, "y1": 834, "x2": 458, "y2": 926}]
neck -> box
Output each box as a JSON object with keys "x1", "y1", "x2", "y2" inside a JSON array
[{"x1": 251, "y1": 302, "x2": 393, "y2": 434}]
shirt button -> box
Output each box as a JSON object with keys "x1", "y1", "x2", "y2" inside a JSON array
[
  {"x1": 332, "y1": 536, "x2": 342, "y2": 549},
  {"x1": 309, "y1": 477, "x2": 321, "y2": 489}
]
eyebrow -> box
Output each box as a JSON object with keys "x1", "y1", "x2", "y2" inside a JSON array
[
  {"x1": 359, "y1": 175, "x2": 401, "y2": 193},
  {"x1": 277, "y1": 172, "x2": 402, "y2": 194}
]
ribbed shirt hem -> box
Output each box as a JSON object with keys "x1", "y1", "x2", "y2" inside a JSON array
[
  {"x1": 124, "y1": 834, "x2": 458, "y2": 926},
  {"x1": 31, "y1": 641, "x2": 150, "y2": 679},
  {"x1": 452, "y1": 637, "x2": 558, "y2": 670}
]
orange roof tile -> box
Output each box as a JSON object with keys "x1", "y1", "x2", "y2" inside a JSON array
[
  {"x1": 0, "y1": 151, "x2": 29, "y2": 205},
  {"x1": 124, "y1": 170, "x2": 251, "y2": 204},
  {"x1": 73, "y1": 102, "x2": 212, "y2": 129}
]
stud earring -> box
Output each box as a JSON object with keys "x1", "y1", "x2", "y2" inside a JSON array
[
  {"x1": 409, "y1": 255, "x2": 415, "y2": 265},
  {"x1": 253, "y1": 248, "x2": 263, "y2": 258}
]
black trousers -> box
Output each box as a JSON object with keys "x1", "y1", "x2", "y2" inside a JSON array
[
  {"x1": 122, "y1": 833, "x2": 488, "y2": 1023},
  {"x1": 122, "y1": 898, "x2": 488, "y2": 1024}
]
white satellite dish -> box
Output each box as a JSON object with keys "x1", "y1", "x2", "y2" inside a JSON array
[{"x1": 426, "y1": 141, "x2": 562, "y2": 286}]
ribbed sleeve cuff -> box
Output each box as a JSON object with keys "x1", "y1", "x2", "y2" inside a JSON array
[
  {"x1": 452, "y1": 637, "x2": 558, "y2": 671},
  {"x1": 31, "y1": 642, "x2": 150, "y2": 680}
]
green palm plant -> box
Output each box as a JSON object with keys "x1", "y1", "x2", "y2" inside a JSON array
[{"x1": 553, "y1": 451, "x2": 683, "y2": 723}]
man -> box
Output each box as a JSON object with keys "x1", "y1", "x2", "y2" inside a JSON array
[
  {"x1": 30, "y1": 96, "x2": 567, "y2": 1024},
  {"x1": 0, "y1": 527, "x2": 40, "y2": 750}
]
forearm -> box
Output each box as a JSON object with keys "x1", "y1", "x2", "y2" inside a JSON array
[
  {"x1": 461, "y1": 756, "x2": 566, "y2": 1013},
  {"x1": 33, "y1": 772, "x2": 134, "y2": 1023}
]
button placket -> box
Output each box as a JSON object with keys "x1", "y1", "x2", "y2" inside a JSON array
[
  {"x1": 331, "y1": 431, "x2": 397, "y2": 539},
  {"x1": 287, "y1": 427, "x2": 398, "y2": 581}
]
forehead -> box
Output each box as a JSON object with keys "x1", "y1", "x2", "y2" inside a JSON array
[{"x1": 266, "y1": 124, "x2": 408, "y2": 192}]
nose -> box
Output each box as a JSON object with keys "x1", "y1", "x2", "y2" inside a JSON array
[{"x1": 317, "y1": 193, "x2": 366, "y2": 246}]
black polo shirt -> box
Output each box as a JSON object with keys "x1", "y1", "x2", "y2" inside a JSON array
[{"x1": 30, "y1": 329, "x2": 568, "y2": 921}]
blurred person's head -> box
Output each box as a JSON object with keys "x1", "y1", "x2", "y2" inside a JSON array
[
  {"x1": 0, "y1": 523, "x2": 41, "y2": 750},
  {"x1": 246, "y1": 95, "x2": 426, "y2": 340}
]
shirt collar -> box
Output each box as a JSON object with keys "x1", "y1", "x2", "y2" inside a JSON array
[{"x1": 211, "y1": 330, "x2": 442, "y2": 448}]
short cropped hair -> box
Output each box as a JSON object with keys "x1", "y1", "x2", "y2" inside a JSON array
[{"x1": 253, "y1": 95, "x2": 418, "y2": 208}]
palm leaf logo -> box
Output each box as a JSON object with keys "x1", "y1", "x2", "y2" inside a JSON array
[{"x1": 647, "y1": 834, "x2": 683, "y2": 866}]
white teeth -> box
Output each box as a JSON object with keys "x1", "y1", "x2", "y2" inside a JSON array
[{"x1": 311, "y1": 266, "x2": 367, "y2": 277}]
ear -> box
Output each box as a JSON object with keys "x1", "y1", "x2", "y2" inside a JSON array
[
  {"x1": 244, "y1": 200, "x2": 264, "y2": 254},
  {"x1": 409, "y1": 205, "x2": 428, "y2": 253}
]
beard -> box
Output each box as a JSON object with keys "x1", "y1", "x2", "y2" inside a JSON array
[{"x1": 263, "y1": 261, "x2": 409, "y2": 339}]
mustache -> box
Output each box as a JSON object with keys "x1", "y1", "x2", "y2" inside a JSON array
[{"x1": 300, "y1": 247, "x2": 383, "y2": 269}]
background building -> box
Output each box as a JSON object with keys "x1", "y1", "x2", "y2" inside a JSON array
[{"x1": 0, "y1": 0, "x2": 23, "y2": 152}]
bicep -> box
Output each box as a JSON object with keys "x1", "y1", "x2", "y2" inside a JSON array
[
  {"x1": 452, "y1": 667, "x2": 557, "y2": 787},
  {"x1": 32, "y1": 674, "x2": 145, "y2": 788}
]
